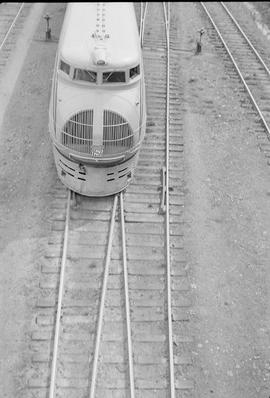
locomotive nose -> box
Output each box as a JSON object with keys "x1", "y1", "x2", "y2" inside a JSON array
[
  {"x1": 57, "y1": 92, "x2": 140, "y2": 155},
  {"x1": 58, "y1": 92, "x2": 139, "y2": 132},
  {"x1": 57, "y1": 93, "x2": 141, "y2": 158}
]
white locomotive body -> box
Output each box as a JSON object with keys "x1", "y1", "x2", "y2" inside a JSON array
[{"x1": 49, "y1": 2, "x2": 146, "y2": 196}]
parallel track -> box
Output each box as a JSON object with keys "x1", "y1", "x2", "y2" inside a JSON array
[
  {"x1": 125, "y1": 1, "x2": 193, "y2": 395},
  {"x1": 30, "y1": 3, "x2": 193, "y2": 397},
  {"x1": 31, "y1": 189, "x2": 118, "y2": 397},
  {"x1": 0, "y1": 3, "x2": 24, "y2": 50},
  {"x1": 201, "y1": 2, "x2": 270, "y2": 144},
  {"x1": 0, "y1": 3, "x2": 31, "y2": 76}
]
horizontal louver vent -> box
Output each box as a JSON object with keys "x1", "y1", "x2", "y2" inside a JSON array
[
  {"x1": 62, "y1": 110, "x2": 93, "y2": 153},
  {"x1": 103, "y1": 110, "x2": 133, "y2": 155}
]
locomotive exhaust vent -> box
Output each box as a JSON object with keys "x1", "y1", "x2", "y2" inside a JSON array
[
  {"x1": 62, "y1": 110, "x2": 93, "y2": 153},
  {"x1": 103, "y1": 110, "x2": 134, "y2": 155}
]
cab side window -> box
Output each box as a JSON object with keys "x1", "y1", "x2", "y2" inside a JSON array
[
  {"x1": 59, "y1": 60, "x2": 70, "y2": 75},
  {"x1": 130, "y1": 65, "x2": 140, "y2": 79}
]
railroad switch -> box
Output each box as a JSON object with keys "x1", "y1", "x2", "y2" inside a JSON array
[
  {"x1": 44, "y1": 14, "x2": 51, "y2": 41},
  {"x1": 195, "y1": 28, "x2": 205, "y2": 54}
]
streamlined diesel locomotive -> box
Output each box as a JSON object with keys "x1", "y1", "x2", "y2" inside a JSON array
[{"x1": 49, "y1": 2, "x2": 146, "y2": 196}]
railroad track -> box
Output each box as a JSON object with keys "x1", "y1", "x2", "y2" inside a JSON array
[
  {"x1": 0, "y1": 3, "x2": 31, "y2": 76},
  {"x1": 29, "y1": 2, "x2": 193, "y2": 397},
  {"x1": 125, "y1": 2, "x2": 192, "y2": 395},
  {"x1": 201, "y1": 1, "x2": 270, "y2": 157}
]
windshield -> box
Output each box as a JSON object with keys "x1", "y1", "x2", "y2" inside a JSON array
[
  {"x1": 73, "y1": 68, "x2": 97, "y2": 83},
  {"x1": 102, "y1": 71, "x2": 126, "y2": 83}
]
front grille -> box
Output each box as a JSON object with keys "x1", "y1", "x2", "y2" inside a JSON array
[
  {"x1": 61, "y1": 109, "x2": 134, "y2": 156},
  {"x1": 61, "y1": 110, "x2": 93, "y2": 153},
  {"x1": 103, "y1": 110, "x2": 133, "y2": 155}
]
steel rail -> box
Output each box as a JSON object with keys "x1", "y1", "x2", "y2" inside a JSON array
[
  {"x1": 221, "y1": 2, "x2": 270, "y2": 78},
  {"x1": 140, "y1": 2, "x2": 148, "y2": 47},
  {"x1": 201, "y1": 2, "x2": 270, "y2": 140},
  {"x1": 49, "y1": 189, "x2": 71, "y2": 398},
  {"x1": 163, "y1": 2, "x2": 175, "y2": 398},
  {"x1": 120, "y1": 192, "x2": 135, "y2": 398},
  {"x1": 0, "y1": 3, "x2": 24, "y2": 51},
  {"x1": 89, "y1": 194, "x2": 118, "y2": 398}
]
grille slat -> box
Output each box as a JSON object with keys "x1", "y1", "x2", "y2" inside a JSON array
[
  {"x1": 103, "y1": 110, "x2": 134, "y2": 155},
  {"x1": 62, "y1": 110, "x2": 94, "y2": 153}
]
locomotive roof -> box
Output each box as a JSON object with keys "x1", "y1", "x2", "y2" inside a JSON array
[{"x1": 59, "y1": 2, "x2": 141, "y2": 69}]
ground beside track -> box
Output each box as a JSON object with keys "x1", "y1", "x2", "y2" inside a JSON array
[
  {"x1": 1, "y1": 2, "x2": 270, "y2": 398},
  {"x1": 0, "y1": 4, "x2": 65, "y2": 397},
  {"x1": 251, "y1": 2, "x2": 270, "y2": 31},
  {"x1": 179, "y1": 2, "x2": 270, "y2": 397}
]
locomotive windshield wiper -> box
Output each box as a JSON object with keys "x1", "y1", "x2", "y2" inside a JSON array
[
  {"x1": 103, "y1": 71, "x2": 114, "y2": 82},
  {"x1": 86, "y1": 70, "x2": 96, "y2": 80}
]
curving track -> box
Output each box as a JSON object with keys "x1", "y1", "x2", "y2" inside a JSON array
[
  {"x1": 201, "y1": 2, "x2": 270, "y2": 154},
  {"x1": 30, "y1": 3, "x2": 193, "y2": 398}
]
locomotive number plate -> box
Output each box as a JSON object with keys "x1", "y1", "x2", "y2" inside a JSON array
[{"x1": 90, "y1": 145, "x2": 104, "y2": 157}]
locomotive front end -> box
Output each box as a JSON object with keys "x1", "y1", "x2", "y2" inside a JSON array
[
  {"x1": 48, "y1": 3, "x2": 146, "y2": 196},
  {"x1": 50, "y1": 84, "x2": 145, "y2": 196}
]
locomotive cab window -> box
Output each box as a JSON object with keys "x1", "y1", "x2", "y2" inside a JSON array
[
  {"x1": 130, "y1": 65, "x2": 140, "y2": 79},
  {"x1": 73, "y1": 68, "x2": 97, "y2": 83},
  {"x1": 103, "y1": 71, "x2": 126, "y2": 83},
  {"x1": 59, "y1": 60, "x2": 70, "y2": 75}
]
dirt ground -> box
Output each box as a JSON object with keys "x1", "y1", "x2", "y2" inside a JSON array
[
  {"x1": 251, "y1": 1, "x2": 270, "y2": 29},
  {"x1": 177, "y1": 2, "x2": 270, "y2": 397},
  {"x1": 0, "y1": 3, "x2": 65, "y2": 397},
  {"x1": 1, "y1": 2, "x2": 270, "y2": 398}
]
